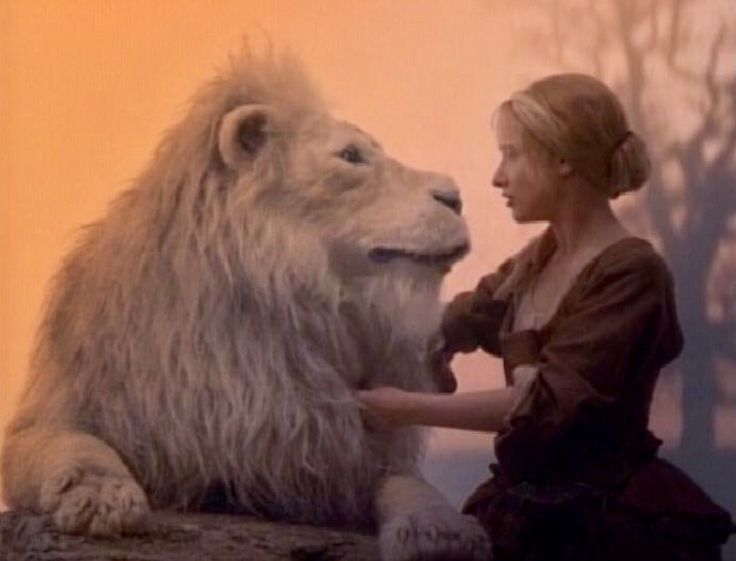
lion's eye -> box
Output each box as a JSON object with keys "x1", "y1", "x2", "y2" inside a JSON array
[{"x1": 337, "y1": 144, "x2": 365, "y2": 165}]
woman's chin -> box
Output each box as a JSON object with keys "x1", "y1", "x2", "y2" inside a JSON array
[
  {"x1": 510, "y1": 208, "x2": 531, "y2": 223},
  {"x1": 510, "y1": 207, "x2": 547, "y2": 224}
]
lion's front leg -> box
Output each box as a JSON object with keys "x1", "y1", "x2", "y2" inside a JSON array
[
  {"x1": 2, "y1": 425, "x2": 149, "y2": 536},
  {"x1": 374, "y1": 473, "x2": 491, "y2": 561}
]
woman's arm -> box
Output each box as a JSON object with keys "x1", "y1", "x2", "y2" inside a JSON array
[
  {"x1": 440, "y1": 258, "x2": 517, "y2": 356},
  {"x1": 356, "y1": 386, "x2": 518, "y2": 433}
]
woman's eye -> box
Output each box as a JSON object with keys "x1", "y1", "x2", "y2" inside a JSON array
[
  {"x1": 500, "y1": 149, "x2": 517, "y2": 162},
  {"x1": 338, "y1": 145, "x2": 364, "y2": 164}
]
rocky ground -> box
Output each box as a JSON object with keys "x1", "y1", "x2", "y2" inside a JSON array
[{"x1": 0, "y1": 510, "x2": 380, "y2": 561}]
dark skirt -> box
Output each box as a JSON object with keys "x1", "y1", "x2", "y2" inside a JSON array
[{"x1": 463, "y1": 459, "x2": 735, "y2": 561}]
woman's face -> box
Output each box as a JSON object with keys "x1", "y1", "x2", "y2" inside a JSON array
[{"x1": 492, "y1": 108, "x2": 560, "y2": 223}]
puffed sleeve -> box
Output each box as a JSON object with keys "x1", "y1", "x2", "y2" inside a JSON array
[
  {"x1": 441, "y1": 233, "x2": 551, "y2": 356},
  {"x1": 440, "y1": 258, "x2": 514, "y2": 355},
  {"x1": 496, "y1": 244, "x2": 684, "y2": 480}
]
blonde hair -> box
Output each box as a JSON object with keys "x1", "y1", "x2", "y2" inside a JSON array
[{"x1": 505, "y1": 73, "x2": 650, "y2": 198}]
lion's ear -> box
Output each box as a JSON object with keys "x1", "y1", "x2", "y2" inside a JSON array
[{"x1": 217, "y1": 104, "x2": 275, "y2": 169}]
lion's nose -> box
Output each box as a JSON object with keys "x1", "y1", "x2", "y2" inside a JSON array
[{"x1": 432, "y1": 190, "x2": 463, "y2": 215}]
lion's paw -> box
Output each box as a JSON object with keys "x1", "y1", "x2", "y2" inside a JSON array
[
  {"x1": 379, "y1": 505, "x2": 491, "y2": 561},
  {"x1": 40, "y1": 466, "x2": 150, "y2": 536}
]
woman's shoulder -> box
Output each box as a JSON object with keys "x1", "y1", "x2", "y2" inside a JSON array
[
  {"x1": 583, "y1": 236, "x2": 674, "y2": 289},
  {"x1": 475, "y1": 231, "x2": 553, "y2": 296}
]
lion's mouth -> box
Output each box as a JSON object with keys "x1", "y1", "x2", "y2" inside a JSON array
[{"x1": 368, "y1": 243, "x2": 469, "y2": 266}]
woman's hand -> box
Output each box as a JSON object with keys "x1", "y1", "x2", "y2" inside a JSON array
[
  {"x1": 441, "y1": 292, "x2": 481, "y2": 354},
  {"x1": 427, "y1": 334, "x2": 457, "y2": 393},
  {"x1": 356, "y1": 387, "x2": 418, "y2": 428}
]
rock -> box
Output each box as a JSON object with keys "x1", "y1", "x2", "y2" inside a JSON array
[{"x1": 0, "y1": 510, "x2": 380, "y2": 561}]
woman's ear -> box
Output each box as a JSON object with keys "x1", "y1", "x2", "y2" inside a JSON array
[
  {"x1": 217, "y1": 104, "x2": 276, "y2": 169},
  {"x1": 557, "y1": 157, "x2": 573, "y2": 177}
]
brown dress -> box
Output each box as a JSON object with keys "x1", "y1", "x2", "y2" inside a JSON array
[{"x1": 441, "y1": 229, "x2": 735, "y2": 561}]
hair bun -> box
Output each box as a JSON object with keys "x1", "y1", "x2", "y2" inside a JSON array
[{"x1": 609, "y1": 130, "x2": 650, "y2": 197}]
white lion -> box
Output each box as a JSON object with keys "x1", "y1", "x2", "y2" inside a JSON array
[{"x1": 1, "y1": 50, "x2": 490, "y2": 560}]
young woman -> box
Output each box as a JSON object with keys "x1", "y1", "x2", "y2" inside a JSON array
[{"x1": 357, "y1": 74, "x2": 734, "y2": 560}]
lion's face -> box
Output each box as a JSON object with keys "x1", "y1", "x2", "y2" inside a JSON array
[{"x1": 217, "y1": 104, "x2": 469, "y2": 281}]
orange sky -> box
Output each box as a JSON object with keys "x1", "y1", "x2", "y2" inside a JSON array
[{"x1": 2, "y1": 0, "x2": 727, "y2": 511}]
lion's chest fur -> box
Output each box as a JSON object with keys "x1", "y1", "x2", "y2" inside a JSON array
[{"x1": 81, "y1": 274, "x2": 434, "y2": 524}]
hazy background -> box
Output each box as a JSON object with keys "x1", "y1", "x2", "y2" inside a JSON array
[{"x1": 1, "y1": 0, "x2": 734, "y2": 555}]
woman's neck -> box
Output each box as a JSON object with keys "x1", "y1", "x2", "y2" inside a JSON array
[{"x1": 548, "y1": 180, "x2": 629, "y2": 258}]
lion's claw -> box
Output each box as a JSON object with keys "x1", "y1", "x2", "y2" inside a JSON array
[
  {"x1": 40, "y1": 467, "x2": 149, "y2": 536},
  {"x1": 380, "y1": 505, "x2": 491, "y2": 561}
]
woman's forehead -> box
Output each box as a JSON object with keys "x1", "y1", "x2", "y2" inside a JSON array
[{"x1": 495, "y1": 109, "x2": 524, "y2": 145}]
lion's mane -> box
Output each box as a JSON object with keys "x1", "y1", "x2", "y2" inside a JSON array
[{"x1": 12, "y1": 51, "x2": 448, "y2": 527}]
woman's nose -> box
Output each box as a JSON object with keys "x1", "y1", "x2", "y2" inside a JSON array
[{"x1": 491, "y1": 166, "x2": 505, "y2": 189}]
